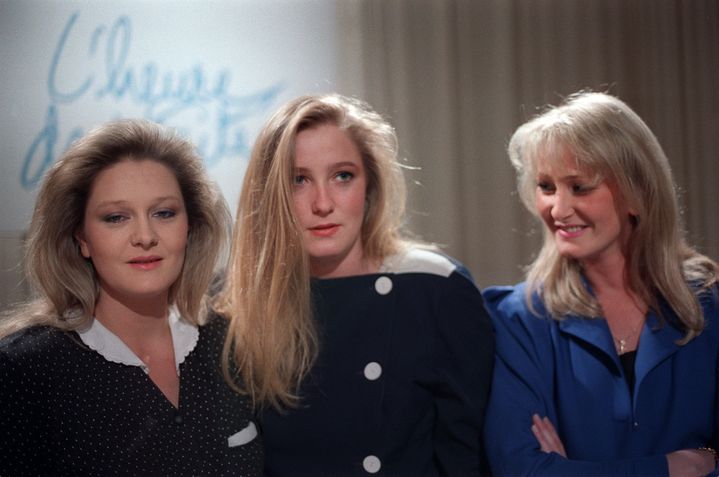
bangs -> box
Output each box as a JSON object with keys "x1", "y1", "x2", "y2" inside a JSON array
[{"x1": 528, "y1": 134, "x2": 607, "y2": 186}]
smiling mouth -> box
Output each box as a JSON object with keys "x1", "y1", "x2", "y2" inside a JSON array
[{"x1": 556, "y1": 225, "x2": 587, "y2": 238}]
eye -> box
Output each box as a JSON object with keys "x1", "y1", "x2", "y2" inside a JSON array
[
  {"x1": 154, "y1": 209, "x2": 177, "y2": 219},
  {"x1": 335, "y1": 171, "x2": 354, "y2": 182},
  {"x1": 537, "y1": 181, "x2": 555, "y2": 193},
  {"x1": 572, "y1": 183, "x2": 594, "y2": 195},
  {"x1": 102, "y1": 214, "x2": 127, "y2": 224},
  {"x1": 293, "y1": 175, "x2": 307, "y2": 185}
]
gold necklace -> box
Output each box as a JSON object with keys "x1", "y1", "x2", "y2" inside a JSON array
[{"x1": 613, "y1": 317, "x2": 646, "y2": 354}]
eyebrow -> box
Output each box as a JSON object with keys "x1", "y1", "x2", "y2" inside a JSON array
[
  {"x1": 536, "y1": 168, "x2": 586, "y2": 179},
  {"x1": 295, "y1": 161, "x2": 361, "y2": 170},
  {"x1": 93, "y1": 196, "x2": 183, "y2": 208}
]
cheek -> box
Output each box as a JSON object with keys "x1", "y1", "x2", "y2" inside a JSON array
[
  {"x1": 291, "y1": 192, "x2": 309, "y2": 224},
  {"x1": 174, "y1": 221, "x2": 190, "y2": 252},
  {"x1": 77, "y1": 224, "x2": 104, "y2": 259},
  {"x1": 594, "y1": 191, "x2": 623, "y2": 227},
  {"x1": 176, "y1": 232, "x2": 189, "y2": 253},
  {"x1": 291, "y1": 192, "x2": 303, "y2": 211},
  {"x1": 78, "y1": 234, "x2": 91, "y2": 258},
  {"x1": 349, "y1": 178, "x2": 368, "y2": 217},
  {"x1": 350, "y1": 189, "x2": 367, "y2": 215},
  {"x1": 534, "y1": 195, "x2": 552, "y2": 221}
]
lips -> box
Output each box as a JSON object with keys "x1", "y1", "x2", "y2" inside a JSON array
[
  {"x1": 556, "y1": 224, "x2": 587, "y2": 238},
  {"x1": 309, "y1": 224, "x2": 340, "y2": 237},
  {"x1": 128, "y1": 256, "x2": 163, "y2": 270}
]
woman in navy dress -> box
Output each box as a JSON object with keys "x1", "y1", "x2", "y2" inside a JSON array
[
  {"x1": 215, "y1": 93, "x2": 494, "y2": 476},
  {"x1": 483, "y1": 91, "x2": 719, "y2": 476},
  {"x1": 0, "y1": 119, "x2": 263, "y2": 476}
]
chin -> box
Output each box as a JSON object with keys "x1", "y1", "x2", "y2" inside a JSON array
[
  {"x1": 556, "y1": 248, "x2": 582, "y2": 261},
  {"x1": 118, "y1": 283, "x2": 174, "y2": 301},
  {"x1": 308, "y1": 247, "x2": 346, "y2": 261}
]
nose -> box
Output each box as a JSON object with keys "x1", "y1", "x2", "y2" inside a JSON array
[
  {"x1": 550, "y1": 190, "x2": 575, "y2": 221},
  {"x1": 131, "y1": 217, "x2": 159, "y2": 249},
  {"x1": 311, "y1": 184, "x2": 334, "y2": 216}
]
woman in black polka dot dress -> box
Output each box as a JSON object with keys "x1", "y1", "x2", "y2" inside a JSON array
[
  {"x1": 0, "y1": 119, "x2": 263, "y2": 476},
  {"x1": 214, "y1": 94, "x2": 495, "y2": 476}
]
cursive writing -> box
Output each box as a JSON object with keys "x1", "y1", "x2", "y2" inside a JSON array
[{"x1": 22, "y1": 11, "x2": 283, "y2": 188}]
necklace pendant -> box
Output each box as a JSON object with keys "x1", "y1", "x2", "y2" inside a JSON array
[{"x1": 618, "y1": 339, "x2": 626, "y2": 354}]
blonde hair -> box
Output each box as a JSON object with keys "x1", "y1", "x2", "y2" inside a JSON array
[
  {"x1": 215, "y1": 93, "x2": 408, "y2": 409},
  {"x1": 509, "y1": 91, "x2": 717, "y2": 342},
  {"x1": 1, "y1": 119, "x2": 230, "y2": 338}
]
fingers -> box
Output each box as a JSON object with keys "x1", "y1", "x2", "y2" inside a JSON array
[
  {"x1": 667, "y1": 449, "x2": 717, "y2": 477},
  {"x1": 531, "y1": 414, "x2": 568, "y2": 457},
  {"x1": 531, "y1": 415, "x2": 551, "y2": 453}
]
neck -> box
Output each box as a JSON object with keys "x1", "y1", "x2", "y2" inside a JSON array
[
  {"x1": 310, "y1": 241, "x2": 380, "y2": 278},
  {"x1": 93, "y1": 290, "x2": 171, "y2": 342},
  {"x1": 581, "y1": 252, "x2": 629, "y2": 294},
  {"x1": 311, "y1": 255, "x2": 381, "y2": 278},
  {"x1": 582, "y1": 252, "x2": 648, "y2": 354},
  {"x1": 92, "y1": 289, "x2": 180, "y2": 408}
]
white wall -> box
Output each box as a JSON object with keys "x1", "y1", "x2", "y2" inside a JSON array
[{"x1": 0, "y1": 0, "x2": 344, "y2": 308}]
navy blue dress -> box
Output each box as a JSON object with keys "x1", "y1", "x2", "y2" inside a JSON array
[{"x1": 262, "y1": 249, "x2": 495, "y2": 476}]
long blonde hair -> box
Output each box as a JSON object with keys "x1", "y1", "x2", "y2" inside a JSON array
[
  {"x1": 1, "y1": 119, "x2": 230, "y2": 338},
  {"x1": 509, "y1": 91, "x2": 717, "y2": 342},
  {"x1": 215, "y1": 94, "x2": 408, "y2": 409}
]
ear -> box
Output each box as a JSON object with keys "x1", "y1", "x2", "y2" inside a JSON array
[
  {"x1": 627, "y1": 202, "x2": 640, "y2": 227},
  {"x1": 75, "y1": 230, "x2": 91, "y2": 259},
  {"x1": 624, "y1": 194, "x2": 639, "y2": 218}
]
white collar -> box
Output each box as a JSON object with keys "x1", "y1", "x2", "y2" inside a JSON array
[{"x1": 77, "y1": 307, "x2": 199, "y2": 375}]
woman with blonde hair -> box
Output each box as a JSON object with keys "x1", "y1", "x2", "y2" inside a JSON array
[
  {"x1": 483, "y1": 91, "x2": 719, "y2": 476},
  {"x1": 215, "y1": 93, "x2": 494, "y2": 476},
  {"x1": 0, "y1": 119, "x2": 263, "y2": 476}
]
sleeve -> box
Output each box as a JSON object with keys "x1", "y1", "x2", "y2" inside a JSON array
[
  {"x1": 716, "y1": 357, "x2": 719, "y2": 447},
  {"x1": 482, "y1": 287, "x2": 668, "y2": 477},
  {"x1": 431, "y1": 271, "x2": 495, "y2": 476},
  {"x1": 0, "y1": 343, "x2": 48, "y2": 476},
  {"x1": 710, "y1": 287, "x2": 719, "y2": 476}
]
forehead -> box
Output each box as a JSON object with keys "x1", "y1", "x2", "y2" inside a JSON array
[
  {"x1": 294, "y1": 123, "x2": 362, "y2": 167},
  {"x1": 88, "y1": 159, "x2": 182, "y2": 199},
  {"x1": 533, "y1": 146, "x2": 599, "y2": 180}
]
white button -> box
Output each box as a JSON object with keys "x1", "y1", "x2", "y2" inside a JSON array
[
  {"x1": 374, "y1": 276, "x2": 392, "y2": 295},
  {"x1": 364, "y1": 362, "x2": 382, "y2": 381},
  {"x1": 363, "y1": 455, "x2": 381, "y2": 474}
]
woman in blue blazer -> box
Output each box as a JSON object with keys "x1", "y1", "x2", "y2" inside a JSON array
[{"x1": 483, "y1": 91, "x2": 719, "y2": 476}]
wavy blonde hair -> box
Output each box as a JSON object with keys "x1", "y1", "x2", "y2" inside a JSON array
[
  {"x1": 509, "y1": 91, "x2": 717, "y2": 342},
  {"x1": 215, "y1": 93, "x2": 408, "y2": 409},
  {"x1": 0, "y1": 119, "x2": 230, "y2": 338}
]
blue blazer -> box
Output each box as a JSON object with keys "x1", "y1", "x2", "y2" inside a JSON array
[{"x1": 483, "y1": 282, "x2": 719, "y2": 476}]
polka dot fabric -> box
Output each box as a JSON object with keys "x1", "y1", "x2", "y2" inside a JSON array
[{"x1": 0, "y1": 316, "x2": 263, "y2": 476}]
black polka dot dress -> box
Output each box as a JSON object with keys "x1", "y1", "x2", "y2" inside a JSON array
[{"x1": 0, "y1": 315, "x2": 263, "y2": 476}]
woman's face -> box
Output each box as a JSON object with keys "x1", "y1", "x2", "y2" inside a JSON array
[
  {"x1": 292, "y1": 123, "x2": 368, "y2": 278},
  {"x1": 534, "y1": 151, "x2": 634, "y2": 268},
  {"x1": 76, "y1": 159, "x2": 189, "y2": 305}
]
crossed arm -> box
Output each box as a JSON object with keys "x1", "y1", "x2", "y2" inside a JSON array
[{"x1": 531, "y1": 413, "x2": 715, "y2": 476}]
